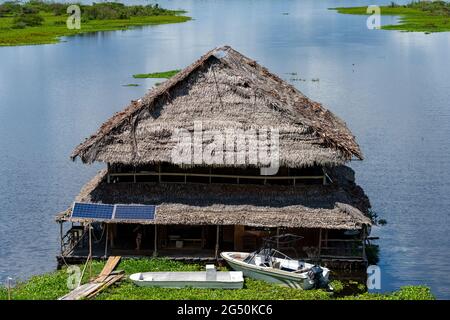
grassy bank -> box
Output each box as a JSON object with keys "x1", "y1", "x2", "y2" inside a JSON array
[
  {"x1": 0, "y1": 1, "x2": 191, "y2": 46},
  {"x1": 0, "y1": 259, "x2": 434, "y2": 300},
  {"x1": 333, "y1": 1, "x2": 450, "y2": 33}
]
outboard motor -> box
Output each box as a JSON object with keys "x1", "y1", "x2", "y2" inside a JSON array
[{"x1": 307, "y1": 265, "x2": 325, "y2": 288}]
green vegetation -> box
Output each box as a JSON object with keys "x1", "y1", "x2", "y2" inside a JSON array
[
  {"x1": 333, "y1": 1, "x2": 450, "y2": 33},
  {"x1": 0, "y1": 258, "x2": 434, "y2": 300},
  {"x1": 0, "y1": 1, "x2": 191, "y2": 46},
  {"x1": 122, "y1": 84, "x2": 140, "y2": 87},
  {"x1": 133, "y1": 69, "x2": 181, "y2": 79}
]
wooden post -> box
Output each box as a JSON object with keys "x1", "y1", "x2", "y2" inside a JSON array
[
  {"x1": 276, "y1": 227, "x2": 279, "y2": 249},
  {"x1": 107, "y1": 163, "x2": 111, "y2": 183},
  {"x1": 362, "y1": 227, "x2": 366, "y2": 260},
  {"x1": 104, "y1": 223, "x2": 109, "y2": 258},
  {"x1": 215, "y1": 225, "x2": 220, "y2": 259},
  {"x1": 153, "y1": 224, "x2": 158, "y2": 257},
  {"x1": 89, "y1": 223, "x2": 92, "y2": 280},
  {"x1": 318, "y1": 228, "x2": 322, "y2": 260},
  {"x1": 234, "y1": 225, "x2": 244, "y2": 251},
  {"x1": 60, "y1": 222, "x2": 63, "y2": 255}
]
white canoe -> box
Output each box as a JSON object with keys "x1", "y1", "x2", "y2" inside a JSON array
[
  {"x1": 221, "y1": 251, "x2": 330, "y2": 290},
  {"x1": 130, "y1": 269, "x2": 244, "y2": 289}
]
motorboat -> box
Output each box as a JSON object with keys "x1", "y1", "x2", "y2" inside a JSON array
[{"x1": 221, "y1": 234, "x2": 331, "y2": 290}]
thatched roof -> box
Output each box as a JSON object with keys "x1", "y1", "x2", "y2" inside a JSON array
[
  {"x1": 56, "y1": 166, "x2": 371, "y2": 230},
  {"x1": 71, "y1": 46, "x2": 362, "y2": 168}
]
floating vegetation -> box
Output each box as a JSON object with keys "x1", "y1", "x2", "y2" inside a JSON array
[
  {"x1": 133, "y1": 69, "x2": 180, "y2": 79},
  {"x1": 0, "y1": 259, "x2": 435, "y2": 300},
  {"x1": 290, "y1": 78, "x2": 306, "y2": 82},
  {"x1": 122, "y1": 84, "x2": 139, "y2": 87}
]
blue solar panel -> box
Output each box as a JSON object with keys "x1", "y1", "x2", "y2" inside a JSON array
[
  {"x1": 71, "y1": 202, "x2": 114, "y2": 220},
  {"x1": 113, "y1": 204, "x2": 156, "y2": 220}
]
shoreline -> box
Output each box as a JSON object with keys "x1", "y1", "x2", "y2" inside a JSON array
[
  {"x1": 332, "y1": 2, "x2": 450, "y2": 33},
  {"x1": 0, "y1": 2, "x2": 191, "y2": 47}
]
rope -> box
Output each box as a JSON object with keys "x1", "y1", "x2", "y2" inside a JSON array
[{"x1": 92, "y1": 224, "x2": 106, "y2": 244}]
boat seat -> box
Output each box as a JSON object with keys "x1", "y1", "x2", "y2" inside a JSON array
[{"x1": 272, "y1": 261, "x2": 281, "y2": 269}]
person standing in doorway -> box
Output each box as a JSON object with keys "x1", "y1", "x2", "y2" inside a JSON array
[{"x1": 133, "y1": 225, "x2": 143, "y2": 251}]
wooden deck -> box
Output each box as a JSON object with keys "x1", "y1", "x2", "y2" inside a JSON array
[{"x1": 57, "y1": 248, "x2": 220, "y2": 269}]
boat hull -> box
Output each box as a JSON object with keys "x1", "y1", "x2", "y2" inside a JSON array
[
  {"x1": 130, "y1": 271, "x2": 244, "y2": 289},
  {"x1": 221, "y1": 252, "x2": 327, "y2": 290}
]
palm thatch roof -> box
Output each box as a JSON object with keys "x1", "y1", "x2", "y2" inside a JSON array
[
  {"x1": 71, "y1": 46, "x2": 362, "y2": 168},
  {"x1": 56, "y1": 166, "x2": 371, "y2": 230}
]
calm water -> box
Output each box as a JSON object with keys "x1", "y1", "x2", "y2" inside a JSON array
[{"x1": 1, "y1": 0, "x2": 449, "y2": 299}]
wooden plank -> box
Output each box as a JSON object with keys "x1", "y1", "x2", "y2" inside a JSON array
[
  {"x1": 95, "y1": 256, "x2": 121, "y2": 283},
  {"x1": 86, "y1": 273, "x2": 124, "y2": 299},
  {"x1": 59, "y1": 271, "x2": 124, "y2": 300},
  {"x1": 58, "y1": 283, "x2": 101, "y2": 300}
]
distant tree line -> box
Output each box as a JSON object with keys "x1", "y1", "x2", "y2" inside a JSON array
[{"x1": 0, "y1": 1, "x2": 179, "y2": 29}]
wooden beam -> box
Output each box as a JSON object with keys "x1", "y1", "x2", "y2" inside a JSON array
[
  {"x1": 215, "y1": 225, "x2": 220, "y2": 259},
  {"x1": 362, "y1": 227, "x2": 366, "y2": 261},
  {"x1": 318, "y1": 228, "x2": 322, "y2": 259},
  {"x1": 104, "y1": 223, "x2": 108, "y2": 258},
  {"x1": 153, "y1": 224, "x2": 158, "y2": 257},
  {"x1": 60, "y1": 222, "x2": 63, "y2": 255},
  {"x1": 109, "y1": 172, "x2": 325, "y2": 180},
  {"x1": 88, "y1": 223, "x2": 92, "y2": 280},
  {"x1": 234, "y1": 225, "x2": 244, "y2": 251},
  {"x1": 276, "y1": 227, "x2": 279, "y2": 249},
  {"x1": 95, "y1": 256, "x2": 121, "y2": 283}
]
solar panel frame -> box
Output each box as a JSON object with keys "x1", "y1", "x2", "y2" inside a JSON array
[
  {"x1": 113, "y1": 204, "x2": 156, "y2": 221},
  {"x1": 71, "y1": 202, "x2": 115, "y2": 220}
]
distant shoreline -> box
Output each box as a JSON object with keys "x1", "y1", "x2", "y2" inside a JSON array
[
  {"x1": 332, "y1": 1, "x2": 450, "y2": 33},
  {"x1": 0, "y1": 2, "x2": 191, "y2": 47}
]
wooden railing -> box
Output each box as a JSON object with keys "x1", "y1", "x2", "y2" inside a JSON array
[
  {"x1": 107, "y1": 171, "x2": 327, "y2": 185},
  {"x1": 319, "y1": 239, "x2": 366, "y2": 260}
]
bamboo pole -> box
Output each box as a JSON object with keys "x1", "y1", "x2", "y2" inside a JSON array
[
  {"x1": 362, "y1": 227, "x2": 366, "y2": 260},
  {"x1": 60, "y1": 222, "x2": 63, "y2": 255},
  {"x1": 153, "y1": 224, "x2": 158, "y2": 257},
  {"x1": 318, "y1": 228, "x2": 322, "y2": 260},
  {"x1": 89, "y1": 223, "x2": 92, "y2": 280},
  {"x1": 276, "y1": 227, "x2": 279, "y2": 249},
  {"x1": 107, "y1": 163, "x2": 111, "y2": 183},
  {"x1": 215, "y1": 225, "x2": 220, "y2": 259},
  {"x1": 104, "y1": 223, "x2": 109, "y2": 258}
]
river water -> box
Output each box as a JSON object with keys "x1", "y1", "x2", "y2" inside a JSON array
[{"x1": 0, "y1": 0, "x2": 449, "y2": 298}]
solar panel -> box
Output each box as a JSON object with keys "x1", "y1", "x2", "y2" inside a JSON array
[
  {"x1": 71, "y1": 202, "x2": 114, "y2": 220},
  {"x1": 113, "y1": 204, "x2": 156, "y2": 220}
]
